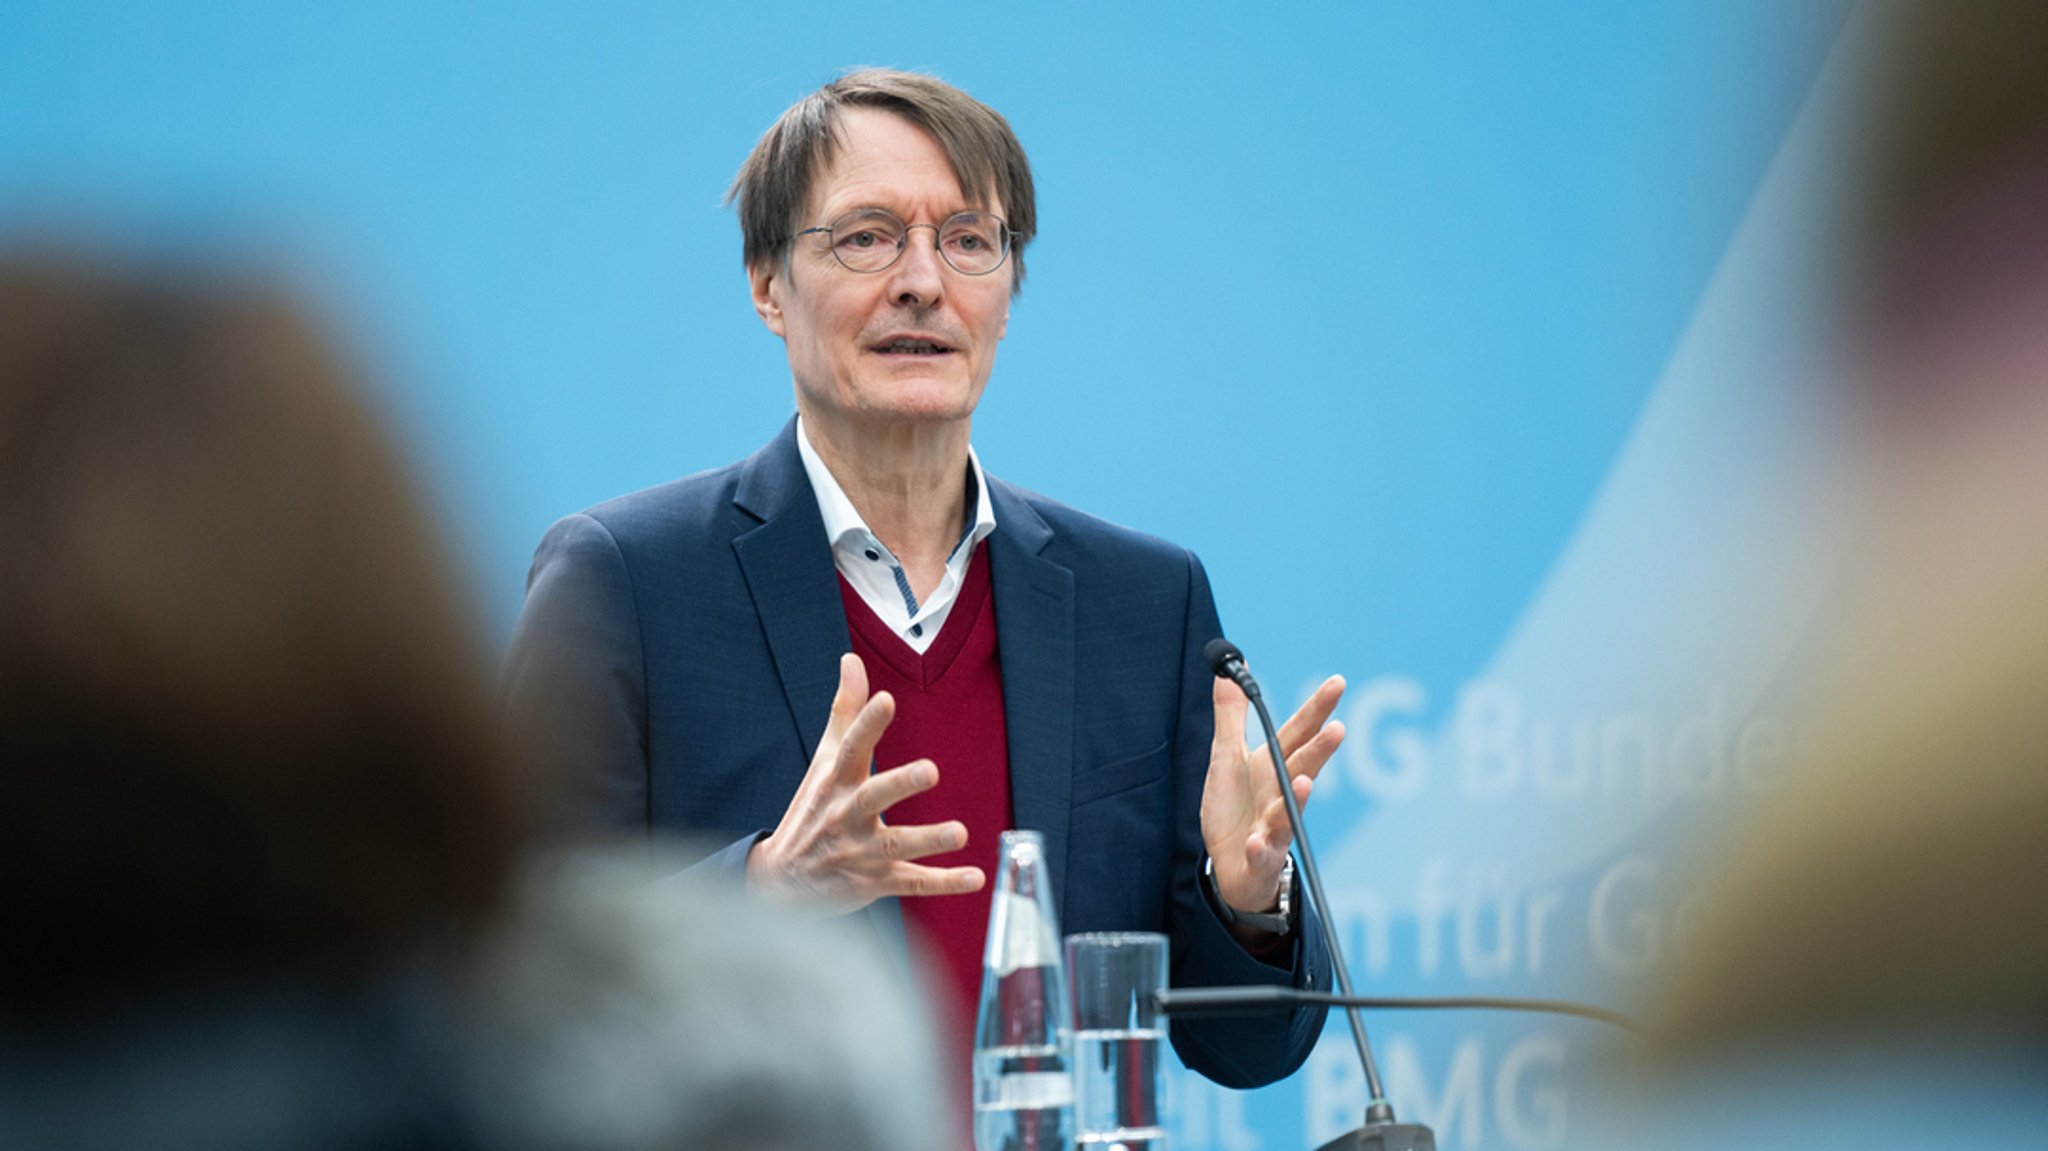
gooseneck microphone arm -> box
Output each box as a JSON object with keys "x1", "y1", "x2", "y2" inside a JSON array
[
  {"x1": 1154, "y1": 985, "x2": 1642, "y2": 1035},
  {"x1": 1202, "y1": 638, "x2": 1401, "y2": 1130}
]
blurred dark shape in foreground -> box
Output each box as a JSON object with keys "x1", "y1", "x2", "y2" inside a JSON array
[
  {"x1": 0, "y1": 247, "x2": 528, "y2": 1000},
  {"x1": 1610, "y1": 3, "x2": 2048, "y2": 1146},
  {"x1": 0, "y1": 249, "x2": 948, "y2": 1150}
]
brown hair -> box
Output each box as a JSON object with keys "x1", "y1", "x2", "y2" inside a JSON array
[
  {"x1": 727, "y1": 68, "x2": 1036, "y2": 289},
  {"x1": 1853, "y1": 1, "x2": 2048, "y2": 302},
  {"x1": 0, "y1": 252, "x2": 532, "y2": 1004}
]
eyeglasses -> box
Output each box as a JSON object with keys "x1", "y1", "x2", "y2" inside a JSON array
[{"x1": 794, "y1": 208, "x2": 1021, "y2": 276}]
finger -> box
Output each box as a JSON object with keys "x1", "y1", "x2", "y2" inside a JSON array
[
  {"x1": 792, "y1": 655, "x2": 872, "y2": 800},
  {"x1": 1212, "y1": 677, "x2": 1249, "y2": 758},
  {"x1": 890, "y1": 864, "x2": 987, "y2": 899},
  {"x1": 1253, "y1": 792, "x2": 1296, "y2": 857},
  {"x1": 832, "y1": 690, "x2": 896, "y2": 785},
  {"x1": 1254, "y1": 772, "x2": 1315, "y2": 855},
  {"x1": 1275, "y1": 674, "x2": 1346, "y2": 759},
  {"x1": 877, "y1": 819, "x2": 968, "y2": 862},
  {"x1": 1281, "y1": 719, "x2": 1346, "y2": 783},
  {"x1": 824, "y1": 652, "x2": 870, "y2": 736},
  {"x1": 850, "y1": 759, "x2": 940, "y2": 822}
]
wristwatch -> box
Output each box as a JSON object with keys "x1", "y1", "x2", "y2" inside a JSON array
[{"x1": 1204, "y1": 854, "x2": 1295, "y2": 936}]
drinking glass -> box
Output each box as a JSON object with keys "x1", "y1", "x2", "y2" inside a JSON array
[{"x1": 1065, "y1": 931, "x2": 1170, "y2": 1150}]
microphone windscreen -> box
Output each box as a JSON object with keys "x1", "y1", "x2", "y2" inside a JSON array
[{"x1": 1203, "y1": 638, "x2": 1244, "y2": 678}]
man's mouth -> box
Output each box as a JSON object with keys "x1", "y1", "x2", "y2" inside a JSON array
[{"x1": 873, "y1": 337, "x2": 953, "y2": 355}]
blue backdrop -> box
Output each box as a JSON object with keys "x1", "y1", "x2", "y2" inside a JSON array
[{"x1": 2, "y1": 4, "x2": 1857, "y2": 1147}]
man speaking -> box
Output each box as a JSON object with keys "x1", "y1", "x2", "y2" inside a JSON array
[{"x1": 507, "y1": 68, "x2": 1343, "y2": 1087}]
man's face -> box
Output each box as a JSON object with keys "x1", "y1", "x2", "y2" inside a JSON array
[{"x1": 750, "y1": 108, "x2": 1012, "y2": 437}]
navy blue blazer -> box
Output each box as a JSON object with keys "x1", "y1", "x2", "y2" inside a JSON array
[{"x1": 505, "y1": 419, "x2": 1329, "y2": 1087}]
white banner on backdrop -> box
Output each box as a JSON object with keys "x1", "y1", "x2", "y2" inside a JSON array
[{"x1": 1173, "y1": 10, "x2": 1870, "y2": 1148}]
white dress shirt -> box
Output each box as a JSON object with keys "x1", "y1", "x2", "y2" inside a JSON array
[{"x1": 795, "y1": 417, "x2": 998, "y2": 655}]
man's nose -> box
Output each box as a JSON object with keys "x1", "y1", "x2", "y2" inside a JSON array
[{"x1": 886, "y1": 225, "x2": 947, "y2": 306}]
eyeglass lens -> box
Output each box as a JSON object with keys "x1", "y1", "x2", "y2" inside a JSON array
[{"x1": 824, "y1": 209, "x2": 1009, "y2": 275}]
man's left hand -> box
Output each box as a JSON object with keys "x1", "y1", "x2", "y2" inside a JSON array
[{"x1": 1200, "y1": 673, "x2": 1346, "y2": 938}]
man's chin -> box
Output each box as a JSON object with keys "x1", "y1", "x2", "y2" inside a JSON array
[{"x1": 850, "y1": 380, "x2": 984, "y2": 423}]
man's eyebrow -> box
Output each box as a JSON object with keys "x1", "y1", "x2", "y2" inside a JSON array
[{"x1": 825, "y1": 201, "x2": 986, "y2": 219}]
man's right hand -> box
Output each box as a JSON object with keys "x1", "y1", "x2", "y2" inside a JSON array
[{"x1": 746, "y1": 652, "x2": 987, "y2": 913}]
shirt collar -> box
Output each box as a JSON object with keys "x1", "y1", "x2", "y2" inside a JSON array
[{"x1": 795, "y1": 416, "x2": 997, "y2": 561}]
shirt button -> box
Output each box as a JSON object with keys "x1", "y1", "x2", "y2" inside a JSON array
[
  {"x1": 910, "y1": 623, "x2": 924, "y2": 638},
  {"x1": 863, "y1": 548, "x2": 880, "y2": 561}
]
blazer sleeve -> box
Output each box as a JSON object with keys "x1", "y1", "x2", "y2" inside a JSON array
[
  {"x1": 1163, "y1": 551, "x2": 1333, "y2": 1088},
  {"x1": 506, "y1": 512, "x2": 767, "y2": 883},
  {"x1": 505, "y1": 512, "x2": 654, "y2": 837}
]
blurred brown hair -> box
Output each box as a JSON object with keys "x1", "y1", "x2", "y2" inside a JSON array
[
  {"x1": 0, "y1": 251, "x2": 531, "y2": 1004},
  {"x1": 1854, "y1": 0, "x2": 2048, "y2": 310},
  {"x1": 1645, "y1": 0, "x2": 2048, "y2": 1062}
]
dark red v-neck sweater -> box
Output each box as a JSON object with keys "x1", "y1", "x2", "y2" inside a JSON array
[{"x1": 839, "y1": 542, "x2": 1013, "y2": 1058}]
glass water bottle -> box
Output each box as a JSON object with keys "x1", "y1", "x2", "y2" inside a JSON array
[{"x1": 972, "y1": 829, "x2": 1074, "y2": 1151}]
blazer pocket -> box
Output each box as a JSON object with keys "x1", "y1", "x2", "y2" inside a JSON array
[{"x1": 1070, "y1": 739, "x2": 1171, "y2": 808}]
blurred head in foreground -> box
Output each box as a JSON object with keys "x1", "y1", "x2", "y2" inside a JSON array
[
  {"x1": 0, "y1": 249, "x2": 952, "y2": 1150},
  {"x1": 1644, "y1": 0, "x2": 2048, "y2": 1068},
  {"x1": 1830, "y1": 0, "x2": 2048, "y2": 672},
  {"x1": 461, "y1": 850, "x2": 954, "y2": 1151},
  {"x1": 0, "y1": 251, "x2": 528, "y2": 1005}
]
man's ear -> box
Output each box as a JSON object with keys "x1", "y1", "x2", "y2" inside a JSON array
[{"x1": 749, "y1": 260, "x2": 787, "y2": 339}]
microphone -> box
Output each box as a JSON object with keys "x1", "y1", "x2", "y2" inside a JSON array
[
  {"x1": 1204, "y1": 637, "x2": 1436, "y2": 1151},
  {"x1": 1203, "y1": 638, "x2": 1256, "y2": 696}
]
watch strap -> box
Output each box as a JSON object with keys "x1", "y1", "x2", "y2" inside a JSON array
[{"x1": 1204, "y1": 854, "x2": 1295, "y2": 936}]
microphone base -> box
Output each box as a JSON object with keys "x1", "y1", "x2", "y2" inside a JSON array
[{"x1": 1314, "y1": 1123, "x2": 1438, "y2": 1151}]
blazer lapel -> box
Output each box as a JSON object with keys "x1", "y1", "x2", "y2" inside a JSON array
[
  {"x1": 730, "y1": 419, "x2": 847, "y2": 763},
  {"x1": 985, "y1": 479, "x2": 1077, "y2": 921},
  {"x1": 730, "y1": 420, "x2": 910, "y2": 974}
]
